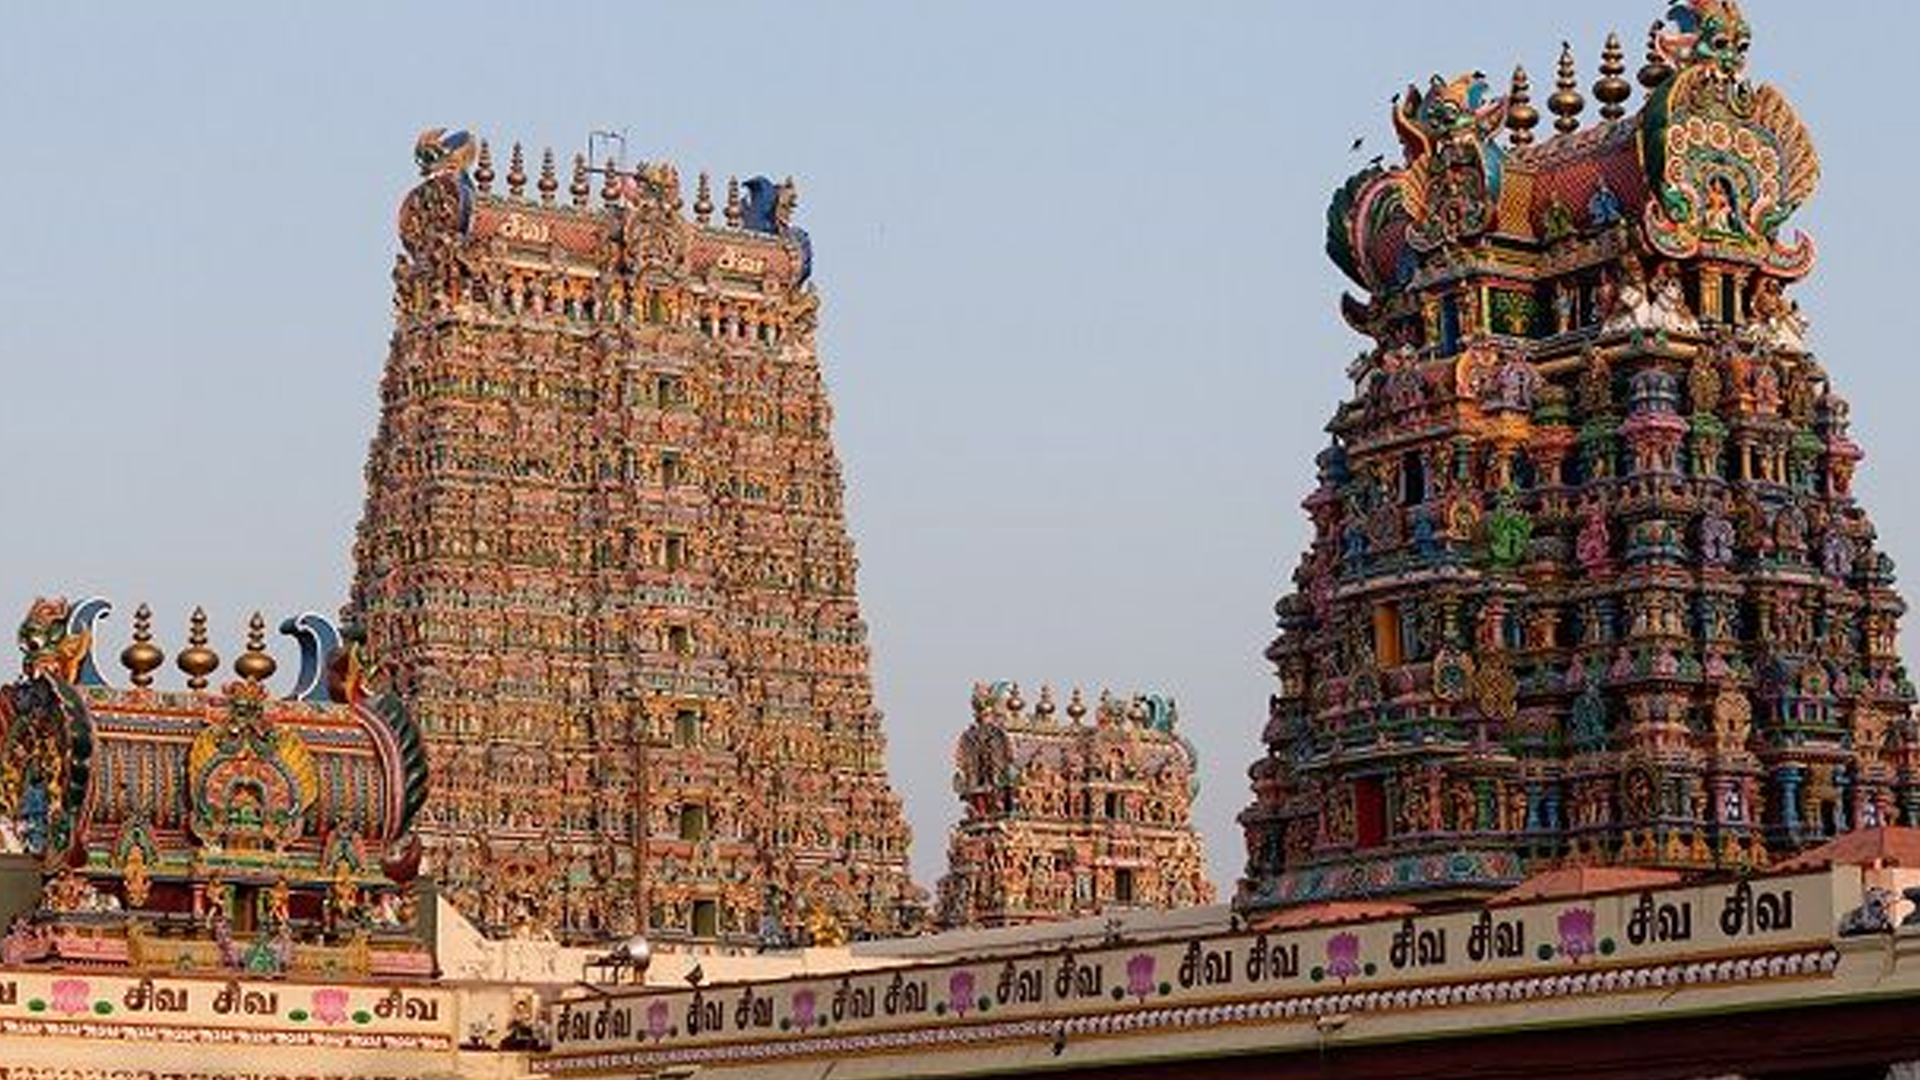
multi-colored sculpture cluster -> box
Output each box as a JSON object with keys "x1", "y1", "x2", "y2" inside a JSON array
[
  {"x1": 353, "y1": 132, "x2": 922, "y2": 943},
  {"x1": 0, "y1": 598, "x2": 430, "y2": 976},
  {"x1": 1240, "y1": 1, "x2": 1919, "y2": 910},
  {"x1": 938, "y1": 683, "x2": 1212, "y2": 928}
]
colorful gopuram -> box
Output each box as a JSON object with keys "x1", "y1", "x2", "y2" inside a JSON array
[
  {"x1": 0, "y1": 598, "x2": 431, "y2": 978},
  {"x1": 351, "y1": 132, "x2": 921, "y2": 944},
  {"x1": 936, "y1": 683, "x2": 1214, "y2": 928},
  {"x1": 1240, "y1": 0, "x2": 1920, "y2": 911}
]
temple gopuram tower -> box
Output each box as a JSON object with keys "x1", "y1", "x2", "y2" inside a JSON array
[
  {"x1": 937, "y1": 683, "x2": 1213, "y2": 928},
  {"x1": 1240, "y1": 1, "x2": 1920, "y2": 912},
  {"x1": 351, "y1": 133, "x2": 921, "y2": 942}
]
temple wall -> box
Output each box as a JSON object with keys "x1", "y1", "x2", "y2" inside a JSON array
[{"x1": 532, "y1": 868, "x2": 1920, "y2": 1079}]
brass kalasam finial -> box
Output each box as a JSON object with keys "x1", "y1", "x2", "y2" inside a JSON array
[
  {"x1": 570, "y1": 153, "x2": 590, "y2": 208},
  {"x1": 120, "y1": 602, "x2": 164, "y2": 689},
  {"x1": 724, "y1": 176, "x2": 742, "y2": 228},
  {"x1": 1595, "y1": 32, "x2": 1631, "y2": 121},
  {"x1": 474, "y1": 140, "x2": 494, "y2": 193},
  {"x1": 507, "y1": 142, "x2": 527, "y2": 198},
  {"x1": 1006, "y1": 682, "x2": 1025, "y2": 716},
  {"x1": 602, "y1": 156, "x2": 622, "y2": 206},
  {"x1": 1505, "y1": 65, "x2": 1539, "y2": 147},
  {"x1": 538, "y1": 149, "x2": 559, "y2": 204},
  {"x1": 177, "y1": 607, "x2": 219, "y2": 692},
  {"x1": 1035, "y1": 684, "x2": 1056, "y2": 720},
  {"x1": 1550, "y1": 41, "x2": 1586, "y2": 134},
  {"x1": 1066, "y1": 687, "x2": 1087, "y2": 724},
  {"x1": 235, "y1": 612, "x2": 277, "y2": 684},
  {"x1": 694, "y1": 172, "x2": 714, "y2": 225},
  {"x1": 1639, "y1": 20, "x2": 1674, "y2": 89}
]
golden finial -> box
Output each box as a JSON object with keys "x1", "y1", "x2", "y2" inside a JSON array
[
  {"x1": 1505, "y1": 65, "x2": 1539, "y2": 147},
  {"x1": 694, "y1": 172, "x2": 714, "y2": 225},
  {"x1": 1594, "y1": 32, "x2": 1631, "y2": 120},
  {"x1": 176, "y1": 607, "x2": 219, "y2": 692},
  {"x1": 1638, "y1": 21, "x2": 1674, "y2": 89},
  {"x1": 235, "y1": 612, "x2": 277, "y2": 684},
  {"x1": 120, "y1": 602, "x2": 164, "y2": 689},
  {"x1": 537, "y1": 149, "x2": 558, "y2": 204},
  {"x1": 601, "y1": 157, "x2": 622, "y2": 206},
  {"x1": 1006, "y1": 682, "x2": 1025, "y2": 716},
  {"x1": 1035, "y1": 684, "x2": 1056, "y2": 720},
  {"x1": 474, "y1": 140, "x2": 494, "y2": 193},
  {"x1": 1549, "y1": 41, "x2": 1585, "y2": 134},
  {"x1": 665, "y1": 165, "x2": 684, "y2": 212},
  {"x1": 507, "y1": 142, "x2": 527, "y2": 197},
  {"x1": 1067, "y1": 687, "x2": 1087, "y2": 724},
  {"x1": 569, "y1": 153, "x2": 590, "y2": 207},
  {"x1": 724, "y1": 176, "x2": 742, "y2": 228}
]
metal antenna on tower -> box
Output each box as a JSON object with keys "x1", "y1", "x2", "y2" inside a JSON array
[{"x1": 587, "y1": 129, "x2": 628, "y2": 175}]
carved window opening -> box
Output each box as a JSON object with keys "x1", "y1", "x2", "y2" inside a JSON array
[
  {"x1": 1354, "y1": 776, "x2": 1388, "y2": 850},
  {"x1": 1114, "y1": 867, "x2": 1135, "y2": 905},
  {"x1": 690, "y1": 898, "x2": 718, "y2": 937},
  {"x1": 1373, "y1": 603, "x2": 1404, "y2": 668},
  {"x1": 680, "y1": 804, "x2": 709, "y2": 841},
  {"x1": 674, "y1": 708, "x2": 702, "y2": 748},
  {"x1": 664, "y1": 533, "x2": 688, "y2": 570},
  {"x1": 1401, "y1": 452, "x2": 1425, "y2": 506}
]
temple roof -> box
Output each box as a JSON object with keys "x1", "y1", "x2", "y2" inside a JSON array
[{"x1": 1328, "y1": 0, "x2": 1819, "y2": 328}]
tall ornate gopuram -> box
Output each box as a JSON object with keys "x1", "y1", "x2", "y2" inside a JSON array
[
  {"x1": 350, "y1": 131, "x2": 921, "y2": 943},
  {"x1": 937, "y1": 683, "x2": 1213, "y2": 929},
  {"x1": 1239, "y1": 1, "x2": 1920, "y2": 912}
]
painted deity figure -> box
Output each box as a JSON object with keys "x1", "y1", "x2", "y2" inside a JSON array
[
  {"x1": 1587, "y1": 177, "x2": 1624, "y2": 228},
  {"x1": 1822, "y1": 531, "x2": 1856, "y2": 580},
  {"x1": 1745, "y1": 277, "x2": 1810, "y2": 352},
  {"x1": 1601, "y1": 259, "x2": 1659, "y2": 334},
  {"x1": 1650, "y1": 262, "x2": 1701, "y2": 334},
  {"x1": 1576, "y1": 499, "x2": 1612, "y2": 573},
  {"x1": 1699, "y1": 510, "x2": 1736, "y2": 566},
  {"x1": 1689, "y1": 351, "x2": 1723, "y2": 414},
  {"x1": 1703, "y1": 176, "x2": 1741, "y2": 236},
  {"x1": 1486, "y1": 495, "x2": 1532, "y2": 567},
  {"x1": 1542, "y1": 198, "x2": 1576, "y2": 243},
  {"x1": 1751, "y1": 361, "x2": 1782, "y2": 415},
  {"x1": 1491, "y1": 357, "x2": 1538, "y2": 411}
]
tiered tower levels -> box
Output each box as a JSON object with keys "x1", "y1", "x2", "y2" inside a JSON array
[
  {"x1": 1239, "y1": 2, "x2": 1920, "y2": 910},
  {"x1": 351, "y1": 133, "x2": 920, "y2": 942},
  {"x1": 938, "y1": 682, "x2": 1213, "y2": 928}
]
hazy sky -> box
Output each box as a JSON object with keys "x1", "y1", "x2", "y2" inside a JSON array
[{"x1": 1, "y1": 1, "x2": 1915, "y2": 890}]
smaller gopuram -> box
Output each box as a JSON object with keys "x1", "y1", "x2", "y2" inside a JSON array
[
  {"x1": 0, "y1": 597, "x2": 431, "y2": 978},
  {"x1": 937, "y1": 682, "x2": 1214, "y2": 928}
]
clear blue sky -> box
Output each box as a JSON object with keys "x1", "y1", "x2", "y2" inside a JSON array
[{"x1": 0, "y1": 1, "x2": 1913, "y2": 889}]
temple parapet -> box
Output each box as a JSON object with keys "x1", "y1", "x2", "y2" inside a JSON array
[
  {"x1": 398, "y1": 128, "x2": 812, "y2": 308},
  {"x1": 542, "y1": 864, "x2": 1899, "y2": 1078}
]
